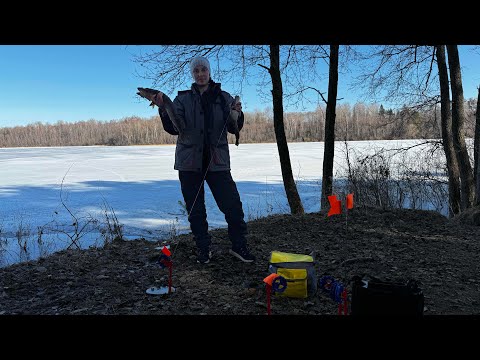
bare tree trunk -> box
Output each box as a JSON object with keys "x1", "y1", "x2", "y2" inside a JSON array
[
  {"x1": 446, "y1": 45, "x2": 475, "y2": 210},
  {"x1": 436, "y1": 45, "x2": 461, "y2": 216},
  {"x1": 475, "y1": 86, "x2": 480, "y2": 205},
  {"x1": 321, "y1": 45, "x2": 339, "y2": 209},
  {"x1": 269, "y1": 45, "x2": 304, "y2": 215}
]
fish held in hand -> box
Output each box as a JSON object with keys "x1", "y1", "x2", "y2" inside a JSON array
[{"x1": 137, "y1": 87, "x2": 185, "y2": 134}]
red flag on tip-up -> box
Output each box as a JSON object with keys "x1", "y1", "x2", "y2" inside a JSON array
[
  {"x1": 263, "y1": 274, "x2": 277, "y2": 316},
  {"x1": 161, "y1": 246, "x2": 171, "y2": 257},
  {"x1": 327, "y1": 195, "x2": 342, "y2": 217},
  {"x1": 346, "y1": 193, "x2": 354, "y2": 210},
  {"x1": 263, "y1": 273, "x2": 280, "y2": 286}
]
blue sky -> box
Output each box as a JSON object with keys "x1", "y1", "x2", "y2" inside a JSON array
[{"x1": 0, "y1": 45, "x2": 478, "y2": 128}]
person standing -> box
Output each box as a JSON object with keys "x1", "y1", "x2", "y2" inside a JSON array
[{"x1": 149, "y1": 56, "x2": 255, "y2": 264}]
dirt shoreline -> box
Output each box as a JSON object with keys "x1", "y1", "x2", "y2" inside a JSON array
[{"x1": 1, "y1": 206, "x2": 479, "y2": 315}]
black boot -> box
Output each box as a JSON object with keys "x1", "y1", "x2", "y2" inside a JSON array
[
  {"x1": 195, "y1": 234, "x2": 212, "y2": 264},
  {"x1": 229, "y1": 237, "x2": 255, "y2": 263}
]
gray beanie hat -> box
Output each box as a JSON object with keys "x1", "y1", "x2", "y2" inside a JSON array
[{"x1": 189, "y1": 56, "x2": 211, "y2": 79}]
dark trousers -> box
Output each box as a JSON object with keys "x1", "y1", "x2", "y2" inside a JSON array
[{"x1": 179, "y1": 170, "x2": 248, "y2": 250}]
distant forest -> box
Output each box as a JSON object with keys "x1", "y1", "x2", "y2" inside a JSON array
[{"x1": 1, "y1": 100, "x2": 477, "y2": 148}]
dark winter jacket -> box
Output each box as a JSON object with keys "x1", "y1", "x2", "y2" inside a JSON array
[{"x1": 159, "y1": 80, "x2": 244, "y2": 172}]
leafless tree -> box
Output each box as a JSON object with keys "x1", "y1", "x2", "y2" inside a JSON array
[
  {"x1": 1, "y1": 101, "x2": 474, "y2": 147},
  {"x1": 354, "y1": 45, "x2": 439, "y2": 109},
  {"x1": 321, "y1": 45, "x2": 339, "y2": 209},
  {"x1": 353, "y1": 45, "x2": 476, "y2": 216},
  {"x1": 263, "y1": 45, "x2": 304, "y2": 214},
  {"x1": 436, "y1": 45, "x2": 461, "y2": 216},
  {"x1": 447, "y1": 45, "x2": 475, "y2": 210},
  {"x1": 475, "y1": 86, "x2": 480, "y2": 205}
]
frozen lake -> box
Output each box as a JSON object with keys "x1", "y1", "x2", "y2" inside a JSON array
[{"x1": 0, "y1": 140, "x2": 444, "y2": 266}]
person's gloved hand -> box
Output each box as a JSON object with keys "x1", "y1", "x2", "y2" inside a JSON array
[{"x1": 231, "y1": 96, "x2": 242, "y2": 113}]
